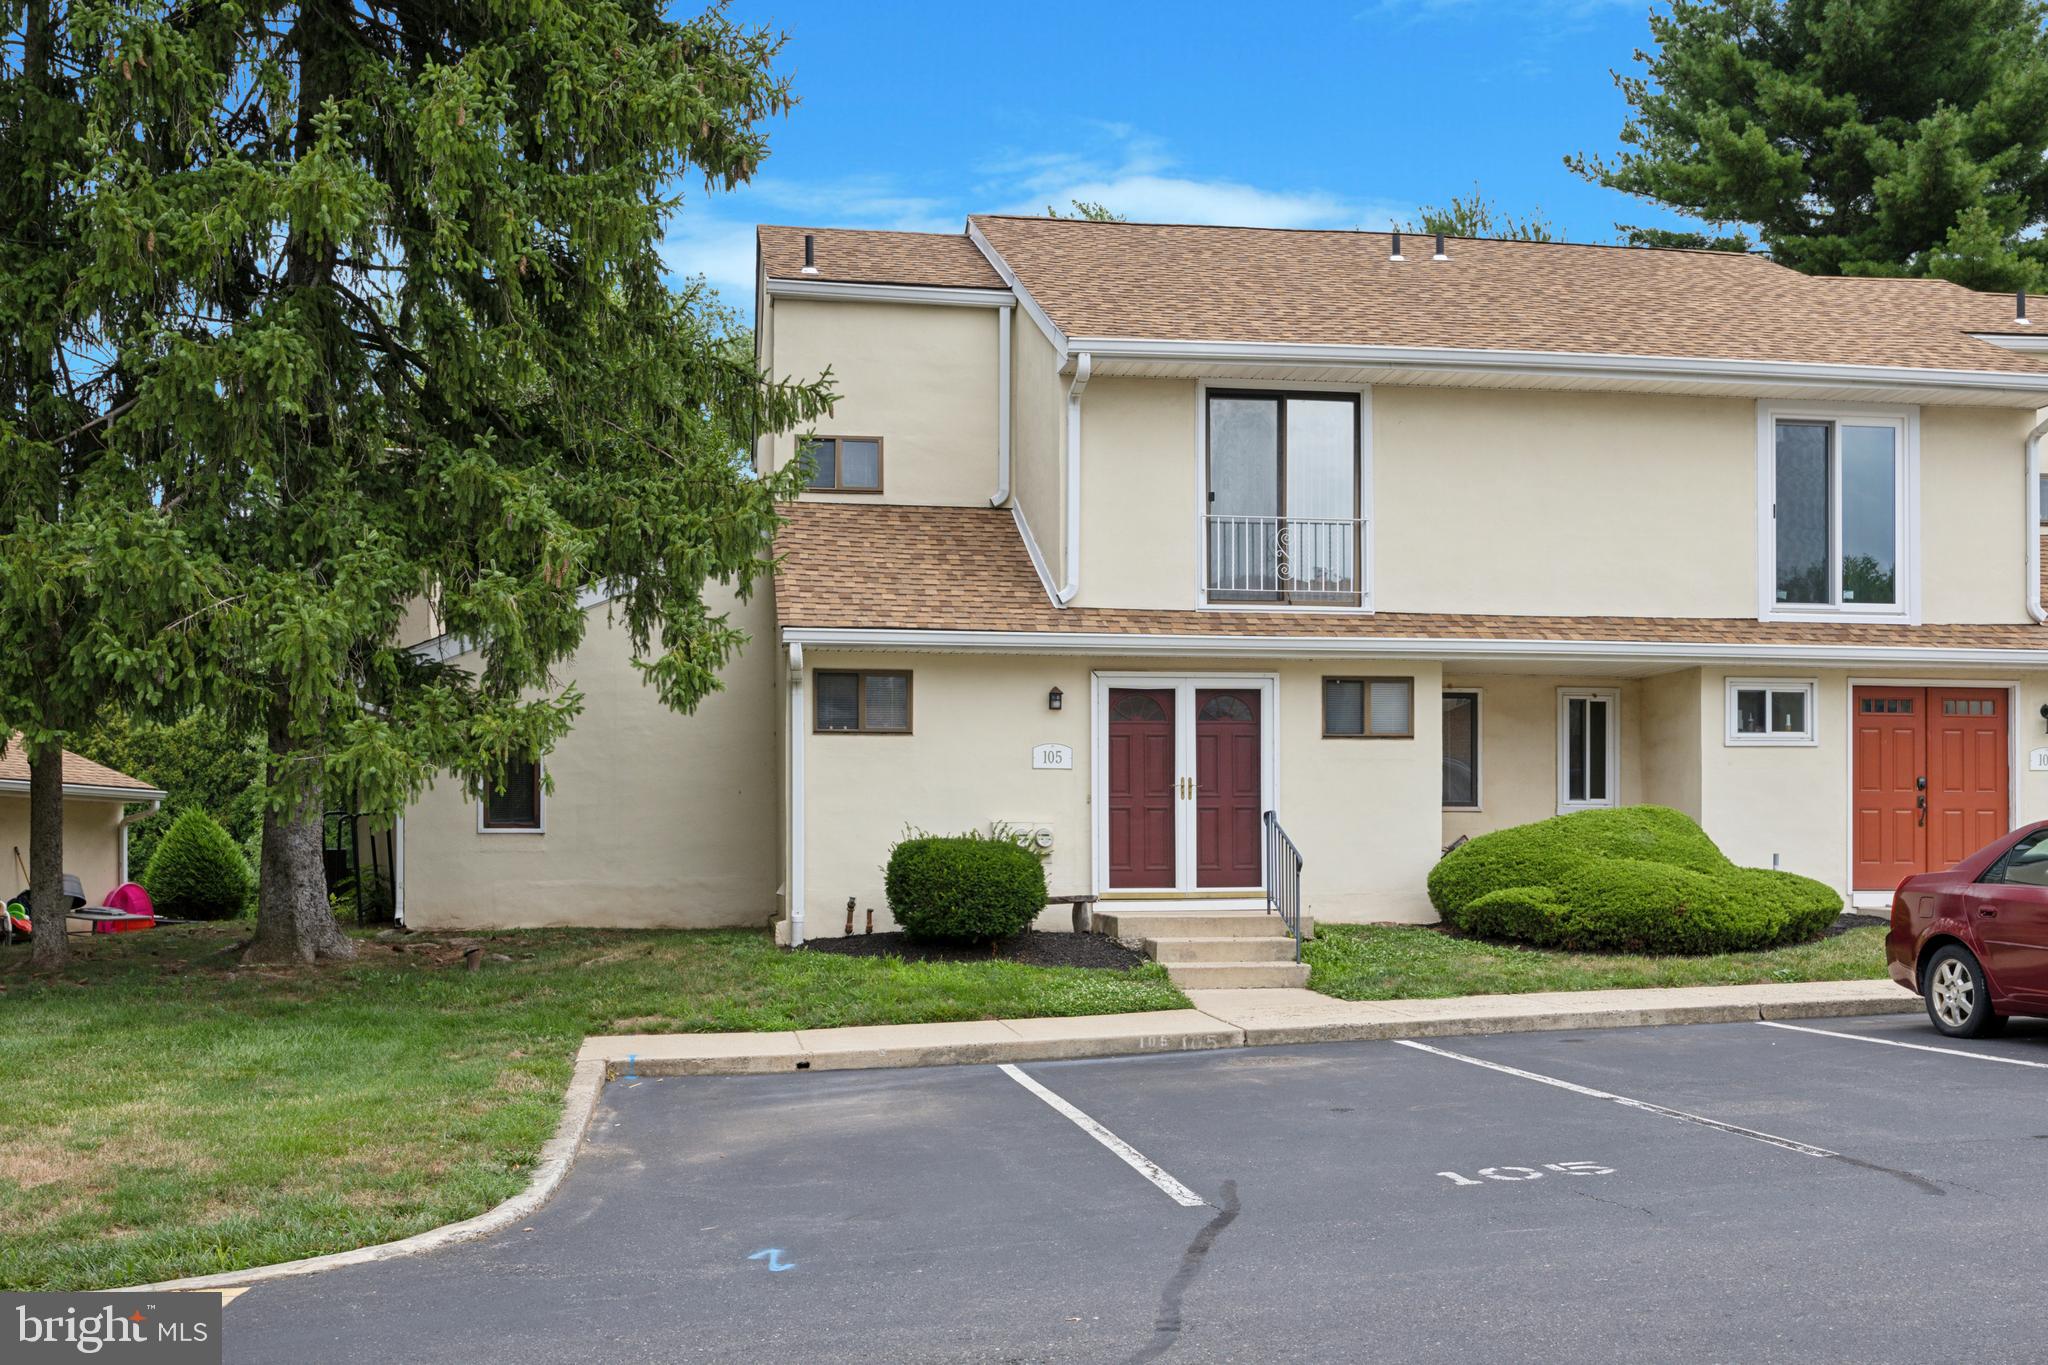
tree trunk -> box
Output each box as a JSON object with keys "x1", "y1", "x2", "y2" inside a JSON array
[
  {"x1": 26, "y1": 743, "x2": 70, "y2": 973},
  {"x1": 245, "y1": 711, "x2": 355, "y2": 965}
]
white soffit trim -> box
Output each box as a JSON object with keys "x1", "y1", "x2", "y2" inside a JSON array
[
  {"x1": 1069, "y1": 335, "x2": 2048, "y2": 398},
  {"x1": 0, "y1": 780, "x2": 169, "y2": 803},
  {"x1": 1971, "y1": 332, "x2": 2048, "y2": 353},
  {"x1": 409, "y1": 584, "x2": 618, "y2": 663},
  {"x1": 761, "y1": 277, "x2": 1015, "y2": 309},
  {"x1": 966, "y1": 220, "x2": 1069, "y2": 358},
  {"x1": 779, "y1": 625, "x2": 2048, "y2": 668}
]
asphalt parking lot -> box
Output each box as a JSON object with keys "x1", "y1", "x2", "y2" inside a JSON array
[{"x1": 226, "y1": 1011, "x2": 2048, "y2": 1364}]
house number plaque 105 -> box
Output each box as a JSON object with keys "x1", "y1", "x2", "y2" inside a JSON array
[{"x1": 1032, "y1": 744, "x2": 1073, "y2": 770}]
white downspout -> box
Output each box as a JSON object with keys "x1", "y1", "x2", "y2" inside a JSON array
[
  {"x1": 117, "y1": 799, "x2": 161, "y2": 883},
  {"x1": 1058, "y1": 352, "x2": 1091, "y2": 605},
  {"x1": 990, "y1": 304, "x2": 1013, "y2": 506},
  {"x1": 392, "y1": 814, "x2": 406, "y2": 925},
  {"x1": 786, "y1": 642, "x2": 807, "y2": 946},
  {"x1": 2029, "y1": 416, "x2": 2048, "y2": 624}
]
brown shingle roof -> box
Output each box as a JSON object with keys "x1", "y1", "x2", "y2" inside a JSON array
[
  {"x1": 776, "y1": 503, "x2": 2048, "y2": 652},
  {"x1": 758, "y1": 225, "x2": 1004, "y2": 290},
  {"x1": 968, "y1": 215, "x2": 2048, "y2": 376},
  {"x1": 0, "y1": 736, "x2": 163, "y2": 796}
]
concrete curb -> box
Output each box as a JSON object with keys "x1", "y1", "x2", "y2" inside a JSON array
[
  {"x1": 120, "y1": 978, "x2": 1920, "y2": 1292},
  {"x1": 123, "y1": 1055, "x2": 607, "y2": 1293}
]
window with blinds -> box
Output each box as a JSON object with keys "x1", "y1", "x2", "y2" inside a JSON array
[
  {"x1": 1323, "y1": 677, "x2": 1414, "y2": 738},
  {"x1": 814, "y1": 670, "x2": 911, "y2": 733}
]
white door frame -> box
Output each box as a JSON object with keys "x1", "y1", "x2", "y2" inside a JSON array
[
  {"x1": 1091, "y1": 671, "x2": 1279, "y2": 896},
  {"x1": 1843, "y1": 677, "x2": 2019, "y2": 908},
  {"x1": 1557, "y1": 687, "x2": 1621, "y2": 814}
]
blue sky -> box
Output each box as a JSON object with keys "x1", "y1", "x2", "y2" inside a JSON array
[{"x1": 664, "y1": 0, "x2": 1699, "y2": 308}]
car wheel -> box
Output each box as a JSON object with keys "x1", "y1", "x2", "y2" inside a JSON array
[{"x1": 1924, "y1": 945, "x2": 2003, "y2": 1038}]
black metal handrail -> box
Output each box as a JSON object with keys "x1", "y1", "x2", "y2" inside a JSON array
[{"x1": 1262, "y1": 810, "x2": 1304, "y2": 962}]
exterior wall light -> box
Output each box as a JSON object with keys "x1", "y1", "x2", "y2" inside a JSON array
[{"x1": 1048, "y1": 687, "x2": 1064, "y2": 711}]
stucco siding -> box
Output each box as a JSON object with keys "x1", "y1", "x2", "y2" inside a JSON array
[
  {"x1": 0, "y1": 797, "x2": 129, "y2": 906},
  {"x1": 1440, "y1": 674, "x2": 1645, "y2": 846},
  {"x1": 1918, "y1": 406, "x2": 2035, "y2": 623},
  {"x1": 1075, "y1": 377, "x2": 1199, "y2": 609},
  {"x1": 401, "y1": 585, "x2": 781, "y2": 930},
  {"x1": 762, "y1": 298, "x2": 1000, "y2": 506},
  {"x1": 1011, "y1": 317, "x2": 1064, "y2": 586}
]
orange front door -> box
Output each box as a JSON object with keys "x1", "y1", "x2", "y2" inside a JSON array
[
  {"x1": 1852, "y1": 686, "x2": 2009, "y2": 892},
  {"x1": 1926, "y1": 689, "x2": 2010, "y2": 871}
]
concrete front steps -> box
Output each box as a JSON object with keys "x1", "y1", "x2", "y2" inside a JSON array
[{"x1": 1093, "y1": 909, "x2": 1312, "y2": 989}]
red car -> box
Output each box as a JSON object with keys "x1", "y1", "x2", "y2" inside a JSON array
[{"x1": 1888, "y1": 819, "x2": 2048, "y2": 1037}]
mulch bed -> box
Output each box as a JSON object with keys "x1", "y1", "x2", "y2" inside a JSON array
[
  {"x1": 1825, "y1": 911, "x2": 1889, "y2": 937},
  {"x1": 799, "y1": 929, "x2": 1152, "y2": 970}
]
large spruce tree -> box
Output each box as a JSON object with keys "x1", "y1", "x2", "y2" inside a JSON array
[
  {"x1": 1570, "y1": 0, "x2": 2048, "y2": 285},
  {"x1": 1, "y1": 2, "x2": 211, "y2": 972},
  {"x1": 76, "y1": 1, "x2": 830, "y2": 962}
]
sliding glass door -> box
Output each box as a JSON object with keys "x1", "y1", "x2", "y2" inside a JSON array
[{"x1": 1206, "y1": 391, "x2": 1361, "y2": 604}]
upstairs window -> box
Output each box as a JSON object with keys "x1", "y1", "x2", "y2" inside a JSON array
[
  {"x1": 1763, "y1": 409, "x2": 1911, "y2": 619},
  {"x1": 1206, "y1": 391, "x2": 1363, "y2": 606},
  {"x1": 802, "y1": 436, "x2": 883, "y2": 493},
  {"x1": 480, "y1": 757, "x2": 543, "y2": 832}
]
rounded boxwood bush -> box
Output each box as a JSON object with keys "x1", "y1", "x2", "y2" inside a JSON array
[
  {"x1": 885, "y1": 834, "x2": 1048, "y2": 943},
  {"x1": 1428, "y1": 806, "x2": 1839, "y2": 955},
  {"x1": 143, "y1": 808, "x2": 257, "y2": 921}
]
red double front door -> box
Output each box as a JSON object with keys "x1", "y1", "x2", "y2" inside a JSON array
[
  {"x1": 1852, "y1": 686, "x2": 2009, "y2": 891},
  {"x1": 1108, "y1": 686, "x2": 1263, "y2": 889}
]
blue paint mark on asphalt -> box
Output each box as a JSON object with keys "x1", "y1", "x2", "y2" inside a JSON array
[
  {"x1": 624, "y1": 1053, "x2": 637, "y2": 1080},
  {"x1": 747, "y1": 1248, "x2": 795, "y2": 1273}
]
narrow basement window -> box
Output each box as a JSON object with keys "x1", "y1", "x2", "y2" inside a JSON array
[{"x1": 1725, "y1": 679, "x2": 1817, "y2": 746}]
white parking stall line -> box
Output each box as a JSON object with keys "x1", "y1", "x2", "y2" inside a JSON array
[
  {"x1": 1759, "y1": 1020, "x2": 2048, "y2": 1069},
  {"x1": 997, "y1": 1063, "x2": 1209, "y2": 1208},
  {"x1": 1393, "y1": 1039, "x2": 1837, "y2": 1159}
]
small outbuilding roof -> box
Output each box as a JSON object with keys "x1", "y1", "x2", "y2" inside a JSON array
[{"x1": 0, "y1": 736, "x2": 167, "y2": 801}]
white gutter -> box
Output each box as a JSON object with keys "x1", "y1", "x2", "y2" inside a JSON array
[
  {"x1": 990, "y1": 304, "x2": 1013, "y2": 506},
  {"x1": 785, "y1": 642, "x2": 807, "y2": 947},
  {"x1": 1068, "y1": 335, "x2": 2048, "y2": 398},
  {"x1": 782, "y1": 624, "x2": 2048, "y2": 669},
  {"x1": 1058, "y1": 353, "x2": 1091, "y2": 605},
  {"x1": 0, "y1": 780, "x2": 169, "y2": 803},
  {"x1": 760, "y1": 278, "x2": 1015, "y2": 309},
  {"x1": 2029, "y1": 415, "x2": 2048, "y2": 625}
]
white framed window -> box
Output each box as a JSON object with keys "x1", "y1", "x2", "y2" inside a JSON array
[
  {"x1": 1756, "y1": 403, "x2": 1917, "y2": 622},
  {"x1": 1724, "y1": 678, "x2": 1818, "y2": 746},
  {"x1": 1443, "y1": 689, "x2": 1481, "y2": 809},
  {"x1": 1557, "y1": 688, "x2": 1619, "y2": 812}
]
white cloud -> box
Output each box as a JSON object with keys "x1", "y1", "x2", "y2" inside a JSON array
[{"x1": 659, "y1": 122, "x2": 1406, "y2": 310}]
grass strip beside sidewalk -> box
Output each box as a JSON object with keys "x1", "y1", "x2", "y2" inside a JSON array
[
  {"x1": 0, "y1": 924, "x2": 1183, "y2": 1292},
  {"x1": 1305, "y1": 923, "x2": 1889, "y2": 1001}
]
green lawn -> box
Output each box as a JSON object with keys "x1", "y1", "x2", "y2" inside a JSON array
[
  {"x1": 0, "y1": 924, "x2": 1183, "y2": 1292},
  {"x1": 1305, "y1": 922, "x2": 1890, "y2": 1001}
]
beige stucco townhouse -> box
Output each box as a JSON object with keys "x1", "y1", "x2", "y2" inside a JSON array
[{"x1": 396, "y1": 217, "x2": 2048, "y2": 941}]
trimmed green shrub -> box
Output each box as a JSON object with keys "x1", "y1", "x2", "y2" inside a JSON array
[
  {"x1": 885, "y1": 834, "x2": 1048, "y2": 943},
  {"x1": 1428, "y1": 806, "x2": 1840, "y2": 954},
  {"x1": 143, "y1": 809, "x2": 257, "y2": 920}
]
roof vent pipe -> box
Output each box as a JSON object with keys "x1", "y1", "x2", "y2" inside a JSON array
[
  {"x1": 2019, "y1": 289, "x2": 2031, "y2": 325},
  {"x1": 1433, "y1": 232, "x2": 1448, "y2": 261},
  {"x1": 1389, "y1": 229, "x2": 1404, "y2": 262},
  {"x1": 801, "y1": 232, "x2": 818, "y2": 275}
]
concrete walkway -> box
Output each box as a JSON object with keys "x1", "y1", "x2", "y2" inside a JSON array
[{"x1": 582, "y1": 978, "x2": 1917, "y2": 1076}]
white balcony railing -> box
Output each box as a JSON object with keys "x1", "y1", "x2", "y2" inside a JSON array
[{"x1": 1205, "y1": 514, "x2": 1366, "y2": 604}]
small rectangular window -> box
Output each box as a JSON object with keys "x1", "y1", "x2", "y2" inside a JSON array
[
  {"x1": 1725, "y1": 679, "x2": 1817, "y2": 745},
  {"x1": 1443, "y1": 691, "x2": 1480, "y2": 808},
  {"x1": 481, "y1": 757, "x2": 542, "y2": 831},
  {"x1": 814, "y1": 670, "x2": 911, "y2": 733},
  {"x1": 1323, "y1": 677, "x2": 1413, "y2": 738},
  {"x1": 801, "y1": 436, "x2": 883, "y2": 493}
]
